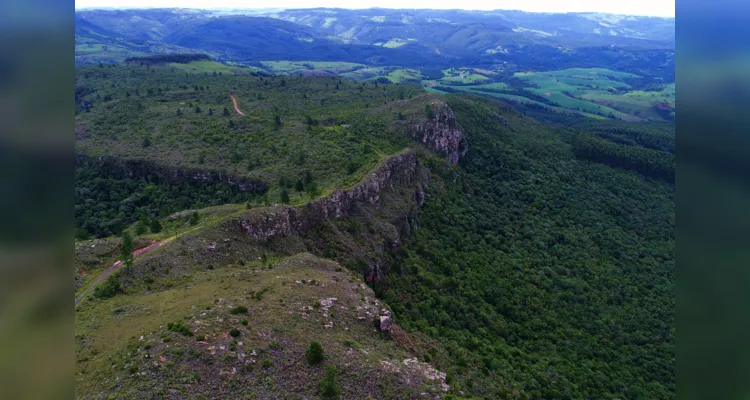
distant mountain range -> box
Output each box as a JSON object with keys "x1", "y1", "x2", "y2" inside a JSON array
[{"x1": 75, "y1": 8, "x2": 674, "y2": 80}]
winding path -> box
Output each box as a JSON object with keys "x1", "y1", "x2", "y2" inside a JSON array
[
  {"x1": 75, "y1": 238, "x2": 172, "y2": 306},
  {"x1": 229, "y1": 93, "x2": 245, "y2": 116}
]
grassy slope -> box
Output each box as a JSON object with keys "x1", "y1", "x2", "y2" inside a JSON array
[{"x1": 75, "y1": 253, "x2": 450, "y2": 399}]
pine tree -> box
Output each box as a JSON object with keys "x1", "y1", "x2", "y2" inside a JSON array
[
  {"x1": 120, "y1": 231, "x2": 134, "y2": 266},
  {"x1": 223, "y1": 107, "x2": 230, "y2": 116},
  {"x1": 195, "y1": 105, "x2": 201, "y2": 113},
  {"x1": 280, "y1": 189, "x2": 290, "y2": 204},
  {"x1": 150, "y1": 218, "x2": 162, "y2": 233},
  {"x1": 208, "y1": 108, "x2": 213, "y2": 116}
]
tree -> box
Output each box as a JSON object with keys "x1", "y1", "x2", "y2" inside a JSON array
[
  {"x1": 135, "y1": 216, "x2": 148, "y2": 235},
  {"x1": 142, "y1": 136, "x2": 151, "y2": 147},
  {"x1": 229, "y1": 120, "x2": 235, "y2": 129},
  {"x1": 189, "y1": 212, "x2": 200, "y2": 226},
  {"x1": 319, "y1": 366, "x2": 340, "y2": 398},
  {"x1": 223, "y1": 107, "x2": 230, "y2": 116},
  {"x1": 208, "y1": 108, "x2": 213, "y2": 116},
  {"x1": 149, "y1": 218, "x2": 162, "y2": 233},
  {"x1": 119, "y1": 231, "x2": 134, "y2": 266},
  {"x1": 295, "y1": 179, "x2": 304, "y2": 192},
  {"x1": 274, "y1": 115, "x2": 281, "y2": 127},
  {"x1": 280, "y1": 189, "x2": 290, "y2": 204},
  {"x1": 195, "y1": 105, "x2": 201, "y2": 114},
  {"x1": 397, "y1": 112, "x2": 405, "y2": 120},
  {"x1": 306, "y1": 341, "x2": 324, "y2": 364},
  {"x1": 176, "y1": 108, "x2": 182, "y2": 116},
  {"x1": 304, "y1": 170, "x2": 313, "y2": 185},
  {"x1": 425, "y1": 104, "x2": 434, "y2": 119}
]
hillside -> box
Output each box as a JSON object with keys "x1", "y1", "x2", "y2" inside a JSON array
[{"x1": 75, "y1": 63, "x2": 674, "y2": 399}]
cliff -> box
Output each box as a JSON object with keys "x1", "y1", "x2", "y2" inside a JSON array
[
  {"x1": 409, "y1": 103, "x2": 467, "y2": 165},
  {"x1": 75, "y1": 153, "x2": 267, "y2": 192},
  {"x1": 233, "y1": 150, "x2": 425, "y2": 241}
]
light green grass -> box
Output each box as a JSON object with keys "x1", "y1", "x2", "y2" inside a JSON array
[
  {"x1": 168, "y1": 61, "x2": 261, "y2": 75},
  {"x1": 261, "y1": 61, "x2": 364, "y2": 74}
]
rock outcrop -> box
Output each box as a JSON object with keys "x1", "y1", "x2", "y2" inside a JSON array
[
  {"x1": 74, "y1": 153, "x2": 267, "y2": 192},
  {"x1": 408, "y1": 103, "x2": 467, "y2": 165},
  {"x1": 234, "y1": 151, "x2": 423, "y2": 241}
]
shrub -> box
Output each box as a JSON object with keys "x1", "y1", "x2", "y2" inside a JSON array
[
  {"x1": 230, "y1": 328, "x2": 241, "y2": 338},
  {"x1": 196, "y1": 334, "x2": 206, "y2": 341},
  {"x1": 167, "y1": 322, "x2": 192, "y2": 336},
  {"x1": 241, "y1": 319, "x2": 248, "y2": 326},
  {"x1": 261, "y1": 359, "x2": 272, "y2": 368},
  {"x1": 306, "y1": 341, "x2": 324, "y2": 364},
  {"x1": 319, "y1": 365, "x2": 340, "y2": 398},
  {"x1": 230, "y1": 305, "x2": 248, "y2": 315}
]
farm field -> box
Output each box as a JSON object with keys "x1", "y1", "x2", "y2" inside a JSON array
[
  {"x1": 260, "y1": 61, "x2": 364, "y2": 75},
  {"x1": 423, "y1": 67, "x2": 675, "y2": 121},
  {"x1": 168, "y1": 61, "x2": 263, "y2": 75}
]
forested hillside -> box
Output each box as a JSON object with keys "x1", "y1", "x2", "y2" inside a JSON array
[
  {"x1": 75, "y1": 62, "x2": 674, "y2": 399},
  {"x1": 375, "y1": 96, "x2": 674, "y2": 398}
]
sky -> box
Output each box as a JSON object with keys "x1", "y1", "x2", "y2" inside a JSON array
[{"x1": 74, "y1": 0, "x2": 675, "y2": 18}]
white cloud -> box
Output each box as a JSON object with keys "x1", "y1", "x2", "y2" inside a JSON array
[{"x1": 75, "y1": 0, "x2": 675, "y2": 18}]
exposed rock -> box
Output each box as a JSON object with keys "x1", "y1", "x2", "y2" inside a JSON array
[
  {"x1": 75, "y1": 153, "x2": 267, "y2": 193},
  {"x1": 379, "y1": 315, "x2": 392, "y2": 333},
  {"x1": 408, "y1": 103, "x2": 467, "y2": 165},
  {"x1": 234, "y1": 151, "x2": 422, "y2": 242}
]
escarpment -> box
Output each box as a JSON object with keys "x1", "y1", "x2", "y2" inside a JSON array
[
  {"x1": 233, "y1": 150, "x2": 426, "y2": 241},
  {"x1": 409, "y1": 103, "x2": 467, "y2": 165},
  {"x1": 75, "y1": 153, "x2": 267, "y2": 192}
]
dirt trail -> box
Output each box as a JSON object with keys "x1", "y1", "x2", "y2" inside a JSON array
[
  {"x1": 75, "y1": 236, "x2": 175, "y2": 306},
  {"x1": 229, "y1": 93, "x2": 245, "y2": 116}
]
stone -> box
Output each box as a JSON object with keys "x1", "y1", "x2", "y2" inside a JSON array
[{"x1": 379, "y1": 315, "x2": 393, "y2": 332}]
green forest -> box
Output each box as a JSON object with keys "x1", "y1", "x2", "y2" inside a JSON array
[
  {"x1": 75, "y1": 64, "x2": 674, "y2": 399},
  {"x1": 379, "y1": 96, "x2": 675, "y2": 399}
]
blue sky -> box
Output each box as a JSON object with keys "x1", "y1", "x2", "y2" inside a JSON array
[{"x1": 74, "y1": 0, "x2": 675, "y2": 18}]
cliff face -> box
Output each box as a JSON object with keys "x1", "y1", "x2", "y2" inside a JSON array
[
  {"x1": 234, "y1": 151, "x2": 425, "y2": 241},
  {"x1": 75, "y1": 153, "x2": 267, "y2": 192},
  {"x1": 408, "y1": 104, "x2": 467, "y2": 165}
]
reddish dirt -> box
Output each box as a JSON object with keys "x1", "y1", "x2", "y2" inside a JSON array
[
  {"x1": 75, "y1": 240, "x2": 166, "y2": 306},
  {"x1": 229, "y1": 93, "x2": 245, "y2": 116}
]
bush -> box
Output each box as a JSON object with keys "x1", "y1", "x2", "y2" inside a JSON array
[
  {"x1": 92, "y1": 278, "x2": 121, "y2": 299},
  {"x1": 230, "y1": 305, "x2": 248, "y2": 314},
  {"x1": 261, "y1": 359, "x2": 272, "y2": 368},
  {"x1": 230, "y1": 328, "x2": 241, "y2": 338},
  {"x1": 268, "y1": 341, "x2": 282, "y2": 350},
  {"x1": 319, "y1": 365, "x2": 340, "y2": 398},
  {"x1": 241, "y1": 319, "x2": 248, "y2": 326},
  {"x1": 196, "y1": 334, "x2": 206, "y2": 341},
  {"x1": 167, "y1": 322, "x2": 192, "y2": 337},
  {"x1": 306, "y1": 341, "x2": 324, "y2": 364}
]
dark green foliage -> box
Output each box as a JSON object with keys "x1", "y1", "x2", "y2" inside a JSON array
[
  {"x1": 319, "y1": 365, "x2": 340, "y2": 398},
  {"x1": 141, "y1": 136, "x2": 151, "y2": 147},
  {"x1": 208, "y1": 108, "x2": 213, "y2": 116},
  {"x1": 189, "y1": 212, "x2": 200, "y2": 226},
  {"x1": 280, "y1": 189, "x2": 290, "y2": 204},
  {"x1": 167, "y1": 322, "x2": 192, "y2": 336},
  {"x1": 196, "y1": 334, "x2": 205, "y2": 341},
  {"x1": 92, "y1": 277, "x2": 121, "y2": 299},
  {"x1": 295, "y1": 179, "x2": 304, "y2": 192},
  {"x1": 195, "y1": 105, "x2": 201, "y2": 113},
  {"x1": 149, "y1": 218, "x2": 162, "y2": 234},
  {"x1": 119, "y1": 231, "x2": 133, "y2": 266},
  {"x1": 345, "y1": 161, "x2": 359, "y2": 175},
  {"x1": 229, "y1": 305, "x2": 248, "y2": 314},
  {"x1": 380, "y1": 96, "x2": 674, "y2": 399},
  {"x1": 274, "y1": 114, "x2": 281, "y2": 127},
  {"x1": 223, "y1": 107, "x2": 230, "y2": 116},
  {"x1": 306, "y1": 341, "x2": 324, "y2": 364},
  {"x1": 124, "y1": 54, "x2": 210, "y2": 65},
  {"x1": 241, "y1": 319, "x2": 248, "y2": 326},
  {"x1": 229, "y1": 328, "x2": 241, "y2": 337},
  {"x1": 573, "y1": 133, "x2": 674, "y2": 182}
]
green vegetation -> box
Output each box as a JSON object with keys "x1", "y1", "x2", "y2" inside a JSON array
[
  {"x1": 167, "y1": 322, "x2": 192, "y2": 337},
  {"x1": 319, "y1": 366, "x2": 341, "y2": 398},
  {"x1": 230, "y1": 305, "x2": 248, "y2": 314},
  {"x1": 306, "y1": 341, "x2": 325, "y2": 364},
  {"x1": 75, "y1": 63, "x2": 423, "y2": 238},
  {"x1": 425, "y1": 67, "x2": 675, "y2": 121},
  {"x1": 379, "y1": 95, "x2": 674, "y2": 399}
]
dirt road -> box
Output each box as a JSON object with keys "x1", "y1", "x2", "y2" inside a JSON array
[
  {"x1": 74, "y1": 238, "x2": 171, "y2": 306},
  {"x1": 230, "y1": 93, "x2": 245, "y2": 116}
]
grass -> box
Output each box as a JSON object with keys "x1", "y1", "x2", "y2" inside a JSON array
[
  {"x1": 260, "y1": 61, "x2": 364, "y2": 74},
  {"x1": 75, "y1": 253, "x2": 449, "y2": 398},
  {"x1": 168, "y1": 60, "x2": 262, "y2": 75}
]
